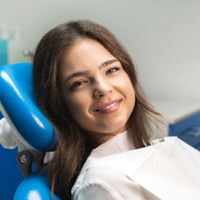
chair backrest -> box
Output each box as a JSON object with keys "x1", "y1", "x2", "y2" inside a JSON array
[{"x1": 0, "y1": 63, "x2": 60, "y2": 199}]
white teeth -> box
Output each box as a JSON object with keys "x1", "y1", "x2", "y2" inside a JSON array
[{"x1": 98, "y1": 102, "x2": 116, "y2": 111}]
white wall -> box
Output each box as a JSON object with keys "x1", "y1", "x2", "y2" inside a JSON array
[{"x1": 1, "y1": 0, "x2": 200, "y2": 103}]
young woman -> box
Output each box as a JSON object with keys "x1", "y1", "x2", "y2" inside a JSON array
[
  {"x1": 33, "y1": 20, "x2": 200, "y2": 199},
  {"x1": 33, "y1": 20, "x2": 158, "y2": 199}
]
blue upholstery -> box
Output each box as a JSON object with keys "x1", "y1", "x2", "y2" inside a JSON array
[
  {"x1": 0, "y1": 63, "x2": 60, "y2": 199},
  {"x1": 0, "y1": 63, "x2": 56, "y2": 151},
  {"x1": 14, "y1": 166, "x2": 60, "y2": 200}
]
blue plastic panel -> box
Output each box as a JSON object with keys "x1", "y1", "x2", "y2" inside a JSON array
[
  {"x1": 169, "y1": 111, "x2": 200, "y2": 150},
  {"x1": 0, "y1": 145, "x2": 23, "y2": 200},
  {"x1": 0, "y1": 111, "x2": 3, "y2": 119}
]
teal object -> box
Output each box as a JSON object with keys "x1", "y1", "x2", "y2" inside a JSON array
[{"x1": 0, "y1": 40, "x2": 8, "y2": 66}]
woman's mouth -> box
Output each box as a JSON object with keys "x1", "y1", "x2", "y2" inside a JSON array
[{"x1": 95, "y1": 99, "x2": 121, "y2": 113}]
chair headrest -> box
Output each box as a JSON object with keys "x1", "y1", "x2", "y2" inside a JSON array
[{"x1": 0, "y1": 63, "x2": 56, "y2": 151}]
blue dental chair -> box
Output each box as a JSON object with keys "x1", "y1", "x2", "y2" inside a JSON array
[{"x1": 0, "y1": 63, "x2": 61, "y2": 199}]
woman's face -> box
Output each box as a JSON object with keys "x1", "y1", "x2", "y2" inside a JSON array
[{"x1": 59, "y1": 38, "x2": 135, "y2": 144}]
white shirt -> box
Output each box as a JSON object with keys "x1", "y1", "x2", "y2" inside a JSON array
[{"x1": 72, "y1": 131, "x2": 160, "y2": 200}]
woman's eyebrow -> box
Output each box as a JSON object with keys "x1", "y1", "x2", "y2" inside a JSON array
[
  {"x1": 98, "y1": 59, "x2": 119, "y2": 70},
  {"x1": 64, "y1": 70, "x2": 89, "y2": 83}
]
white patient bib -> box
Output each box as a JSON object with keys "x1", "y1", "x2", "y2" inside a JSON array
[{"x1": 84, "y1": 137, "x2": 200, "y2": 200}]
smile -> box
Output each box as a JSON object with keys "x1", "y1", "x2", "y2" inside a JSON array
[{"x1": 95, "y1": 99, "x2": 121, "y2": 113}]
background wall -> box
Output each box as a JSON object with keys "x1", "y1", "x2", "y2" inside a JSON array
[{"x1": 1, "y1": 0, "x2": 200, "y2": 102}]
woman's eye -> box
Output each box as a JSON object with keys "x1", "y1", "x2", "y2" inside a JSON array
[
  {"x1": 70, "y1": 80, "x2": 88, "y2": 90},
  {"x1": 106, "y1": 67, "x2": 120, "y2": 75}
]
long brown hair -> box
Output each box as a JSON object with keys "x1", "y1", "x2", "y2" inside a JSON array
[{"x1": 33, "y1": 20, "x2": 159, "y2": 199}]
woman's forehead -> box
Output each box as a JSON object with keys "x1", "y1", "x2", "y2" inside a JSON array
[{"x1": 60, "y1": 38, "x2": 117, "y2": 71}]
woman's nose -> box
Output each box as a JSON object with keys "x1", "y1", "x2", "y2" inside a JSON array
[{"x1": 92, "y1": 79, "x2": 113, "y2": 99}]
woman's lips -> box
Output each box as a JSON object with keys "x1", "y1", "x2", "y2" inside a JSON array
[{"x1": 95, "y1": 99, "x2": 122, "y2": 113}]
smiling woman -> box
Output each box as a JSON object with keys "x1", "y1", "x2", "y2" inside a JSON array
[
  {"x1": 31, "y1": 20, "x2": 200, "y2": 200},
  {"x1": 33, "y1": 20, "x2": 158, "y2": 199}
]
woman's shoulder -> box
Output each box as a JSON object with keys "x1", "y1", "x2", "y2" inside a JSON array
[
  {"x1": 72, "y1": 165, "x2": 125, "y2": 199},
  {"x1": 72, "y1": 161, "x2": 148, "y2": 200},
  {"x1": 84, "y1": 164, "x2": 124, "y2": 182},
  {"x1": 76, "y1": 161, "x2": 125, "y2": 188}
]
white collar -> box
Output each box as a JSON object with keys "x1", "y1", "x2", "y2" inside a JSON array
[{"x1": 90, "y1": 130, "x2": 135, "y2": 158}]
